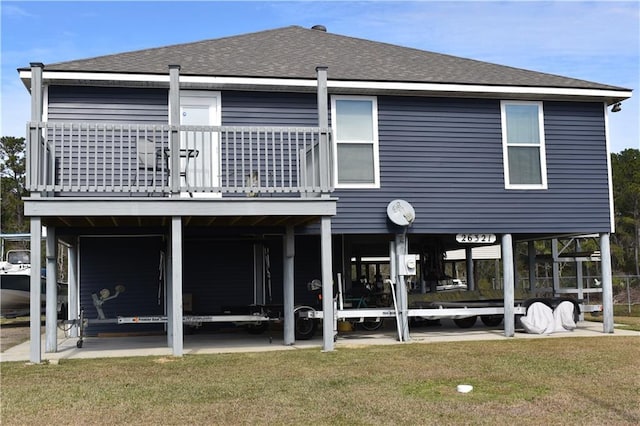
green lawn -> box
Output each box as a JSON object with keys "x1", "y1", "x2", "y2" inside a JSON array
[{"x1": 2, "y1": 337, "x2": 639, "y2": 425}]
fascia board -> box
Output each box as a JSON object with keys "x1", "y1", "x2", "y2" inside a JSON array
[{"x1": 19, "y1": 70, "x2": 632, "y2": 102}]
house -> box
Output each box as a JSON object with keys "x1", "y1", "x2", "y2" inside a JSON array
[{"x1": 19, "y1": 25, "x2": 631, "y2": 362}]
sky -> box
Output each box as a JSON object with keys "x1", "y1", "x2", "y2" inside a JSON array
[{"x1": 1, "y1": 1, "x2": 638, "y2": 153}]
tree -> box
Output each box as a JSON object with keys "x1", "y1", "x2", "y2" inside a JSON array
[
  {"x1": 0, "y1": 136, "x2": 28, "y2": 234},
  {"x1": 611, "y1": 149, "x2": 640, "y2": 275}
]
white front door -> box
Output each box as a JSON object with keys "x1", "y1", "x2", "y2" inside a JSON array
[{"x1": 179, "y1": 91, "x2": 221, "y2": 197}]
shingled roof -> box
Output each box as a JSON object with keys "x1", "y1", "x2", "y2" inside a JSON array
[{"x1": 29, "y1": 25, "x2": 625, "y2": 91}]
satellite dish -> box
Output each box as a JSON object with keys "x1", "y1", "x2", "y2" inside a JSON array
[{"x1": 386, "y1": 199, "x2": 416, "y2": 226}]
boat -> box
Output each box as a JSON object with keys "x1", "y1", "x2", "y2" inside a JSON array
[{"x1": 0, "y1": 250, "x2": 67, "y2": 318}]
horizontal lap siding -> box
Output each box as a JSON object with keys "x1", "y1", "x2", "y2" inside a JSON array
[
  {"x1": 80, "y1": 236, "x2": 165, "y2": 336},
  {"x1": 183, "y1": 240, "x2": 255, "y2": 314},
  {"x1": 47, "y1": 87, "x2": 169, "y2": 190},
  {"x1": 47, "y1": 86, "x2": 168, "y2": 123},
  {"x1": 331, "y1": 98, "x2": 611, "y2": 235},
  {"x1": 222, "y1": 91, "x2": 318, "y2": 126}
]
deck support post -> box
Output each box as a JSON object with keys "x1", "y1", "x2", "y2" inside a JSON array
[
  {"x1": 600, "y1": 233, "x2": 614, "y2": 333},
  {"x1": 29, "y1": 218, "x2": 42, "y2": 363},
  {"x1": 576, "y1": 239, "x2": 585, "y2": 321},
  {"x1": 395, "y1": 233, "x2": 410, "y2": 342},
  {"x1": 45, "y1": 227, "x2": 57, "y2": 353},
  {"x1": 283, "y1": 225, "x2": 295, "y2": 345},
  {"x1": 169, "y1": 65, "x2": 181, "y2": 196},
  {"x1": 465, "y1": 247, "x2": 475, "y2": 291},
  {"x1": 168, "y1": 216, "x2": 184, "y2": 355},
  {"x1": 316, "y1": 66, "x2": 330, "y2": 195},
  {"x1": 68, "y1": 243, "x2": 79, "y2": 337},
  {"x1": 552, "y1": 238, "x2": 560, "y2": 294},
  {"x1": 528, "y1": 241, "x2": 536, "y2": 292},
  {"x1": 28, "y1": 63, "x2": 44, "y2": 194},
  {"x1": 502, "y1": 233, "x2": 515, "y2": 337},
  {"x1": 320, "y1": 216, "x2": 334, "y2": 351}
]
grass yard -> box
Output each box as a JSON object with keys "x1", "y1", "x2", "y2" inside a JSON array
[{"x1": 1, "y1": 337, "x2": 639, "y2": 425}]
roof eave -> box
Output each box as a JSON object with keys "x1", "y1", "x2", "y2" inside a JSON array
[{"x1": 19, "y1": 69, "x2": 632, "y2": 105}]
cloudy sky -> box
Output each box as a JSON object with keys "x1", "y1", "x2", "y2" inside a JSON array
[{"x1": 1, "y1": 1, "x2": 638, "y2": 152}]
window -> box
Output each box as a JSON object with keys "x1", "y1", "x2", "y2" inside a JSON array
[
  {"x1": 501, "y1": 101, "x2": 547, "y2": 189},
  {"x1": 331, "y1": 96, "x2": 380, "y2": 188}
]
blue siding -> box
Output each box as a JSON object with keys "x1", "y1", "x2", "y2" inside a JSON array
[
  {"x1": 330, "y1": 98, "x2": 611, "y2": 235},
  {"x1": 46, "y1": 86, "x2": 611, "y2": 235},
  {"x1": 222, "y1": 91, "x2": 317, "y2": 126},
  {"x1": 183, "y1": 239, "x2": 255, "y2": 314},
  {"x1": 80, "y1": 236, "x2": 165, "y2": 336},
  {"x1": 78, "y1": 234, "x2": 325, "y2": 332},
  {"x1": 47, "y1": 86, "x2": 168, "y2": 123}
]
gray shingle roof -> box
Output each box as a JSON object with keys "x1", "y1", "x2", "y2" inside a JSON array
[{"x1": 34, "y1": 25, "x2": 625, "y2": 91}]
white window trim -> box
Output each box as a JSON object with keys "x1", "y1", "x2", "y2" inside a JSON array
[
  {"x1": 331, "y1": 95, "x2": 380, "y2": 189},
  {"x1": 500, "y1": 100, "x2": 548, "y2": 190}
]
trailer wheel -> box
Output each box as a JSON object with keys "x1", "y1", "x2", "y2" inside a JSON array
[
  {"x1": 453, "y1": 316, "x2": 477, "y2": 328},
  {"x1": 247, "y1": 322, "x2": 268, "y2": 335},
  {"x1": 360, "y1": 320, "x2": 383, "y2": 331},
  {"x1": 294, "y1": 307, "x2": 317, "y2": 340},
  {"x1": 480, "y1": 315, "x2": 503, "y2": 327}
]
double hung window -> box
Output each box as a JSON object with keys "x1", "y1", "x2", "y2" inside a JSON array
[
  {"x1": 331, "y1": 96, "x2": 380, "y2": 188},
  {"x1": 501, "y1": 101, "x2": 547, "y2": 189}
]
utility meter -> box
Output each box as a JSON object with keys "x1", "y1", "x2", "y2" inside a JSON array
[{"x1": 399, "y1": 254, "x2": 417, "y2": 276}]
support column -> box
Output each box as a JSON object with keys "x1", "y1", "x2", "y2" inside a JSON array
[
  {"x1": 600, "y1": 233, "x2": 614, "y2": 333},
  {"x1": 316, "y1": 66, "x2": 330, "y2": 194},
  {"x1": 29, "y1": 218, "x2": 42, "y2": 363},
  {"x1": 502, "y1": 234, "x2": 515, "y2": 337},
  {"x1": 552, "y1": 238, "x2": 560, "y2": 294},
  {"x1": 68, "y1": 243, "x2": 78, "y2": 338},
  {"x1": 45, "y1": 227, "x2": 57, "y2": 353},
  {"x1": 28, "y1": 63, "x2": 44, "y2": 193},
  {"x1": 165, "y1": 231, "x2": 173, "y2": 346},
  {"x1": 166, "y1": 231, "x2": 173, "y2": 347},
  {"x1": 465, "y1": 247, "x2": 475, "y2": 291},
  {"x1": 528, "y1": 241, "x2": 536, "y2": 293},
  {"x1": 283, "y1": 225, "x2": 295, "y2": 345},
  {"x1": 576, "y1": 239, "x2": 585, "y2": 321},
  {"x1": 395, "y1": 233, "x2": 410, "y2": 341},
  {"x1": 169, "y1": 65, "x2": 181, "y2": 196},
  {"x1": 320, "y1": 216, "x2": 334, "y2": 351},
  {"x1": 170, "y1": 217, "x2": 184, "y2": 355}
]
